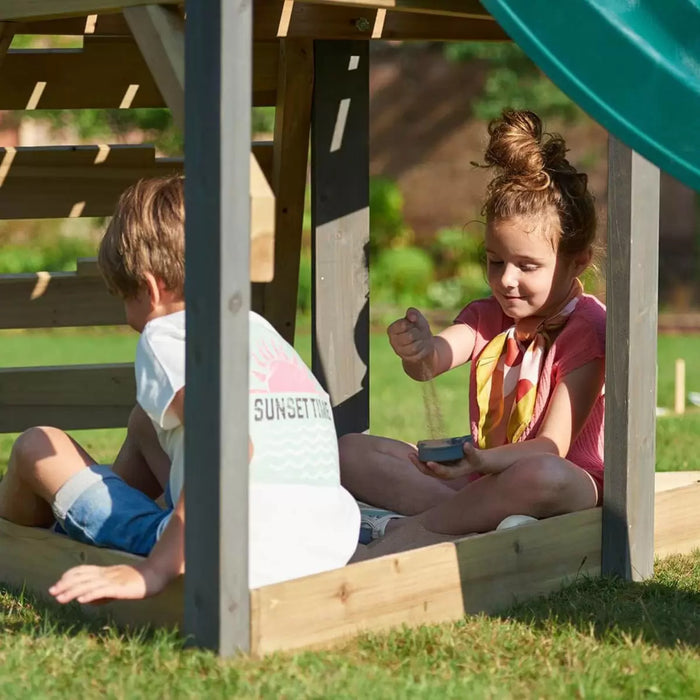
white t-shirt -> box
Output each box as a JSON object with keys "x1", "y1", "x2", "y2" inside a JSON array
[{"x1": 135, "y1": 310, "x2": 360, "y2": 588}]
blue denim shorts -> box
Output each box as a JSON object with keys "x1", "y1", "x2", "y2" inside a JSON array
[{"x1": 51, "y1": 465, "x2": 172, "y2": 556}]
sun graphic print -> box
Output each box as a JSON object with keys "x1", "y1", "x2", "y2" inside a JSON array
[{"x1": 249, "y1": 337, "x2": 323, "y2": 395}]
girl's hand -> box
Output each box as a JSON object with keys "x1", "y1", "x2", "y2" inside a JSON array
[
  {"x1": 387, "y1": 308, "x2": 434, "y2": 365},
  {"x1": 410, "y1": 441, "x2": 483, "y2": 480},
  {"x1": 49, "y1": 562, "x2": 167, "y2": 604}
]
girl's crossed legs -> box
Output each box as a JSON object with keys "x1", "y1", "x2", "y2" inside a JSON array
[{"x1": 340, "y1": 433, "x2": 598, "y2": 560}]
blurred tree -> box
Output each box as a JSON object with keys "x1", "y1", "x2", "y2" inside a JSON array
[{"x1": 444, "y1": 42, "x2": 583, "y2": 123}]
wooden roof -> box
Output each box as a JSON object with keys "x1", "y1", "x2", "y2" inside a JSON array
[{"x1": 0, "y1": 1, "x2": 508, "y2": 42}]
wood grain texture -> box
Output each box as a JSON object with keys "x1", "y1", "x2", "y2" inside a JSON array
[
  {"x1": 0, "y1": 0, "x2": 179, "y2": 22},
  {"x1": 654, "y1": 483, "x2": 700, "y2": 557},
  {"x1": 0, "y1": 364, "x2": 134, "y2": 432},
  {"x1": 0, "y1": 517, "x2": 182, "y2": 629}
]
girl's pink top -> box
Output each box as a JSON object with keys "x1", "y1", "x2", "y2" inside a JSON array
[{"x1": 454, "y1": 293, "x2": 606, "y2": 478}]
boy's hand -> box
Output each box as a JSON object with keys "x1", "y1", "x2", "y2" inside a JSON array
[
  {"x1": 387, "y1": 308, "x2": 434, "y2": 365},
  {"x1": 49, "y1": 562, "x2": 168, "y2": 604},
  {"x1": 410, "y1": 441, "x2": 483, "y2": 480}
]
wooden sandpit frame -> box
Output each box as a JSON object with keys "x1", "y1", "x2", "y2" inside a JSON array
[{"x1": 0, "y1": 0, "x2": 699, "y2": 656}]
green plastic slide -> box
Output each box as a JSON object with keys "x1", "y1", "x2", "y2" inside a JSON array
[{"x1": 481, "y1": 0, "x2": 700, "y2": 190}]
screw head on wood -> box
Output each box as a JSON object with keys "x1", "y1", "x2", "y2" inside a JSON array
[{"x1": 355, "y1": 17, "x2": 371, "y2": 32}]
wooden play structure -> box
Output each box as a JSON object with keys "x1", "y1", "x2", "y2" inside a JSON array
[{"x1": 0, "y1": 1, "x2": 699, "y2": 656}]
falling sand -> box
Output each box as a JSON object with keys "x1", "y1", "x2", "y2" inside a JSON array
[{"x1": 422, "y1": 380, "x2": 446, "y2": 439}]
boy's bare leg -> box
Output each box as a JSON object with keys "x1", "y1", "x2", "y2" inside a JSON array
[
  {"x1": 111, "y1": 405, "x2": 169, "y2": 498},
  {"x1": 339, "y1": 433, "x2": 465, "y2": 514},
  {"x1": 0, "y1": 427, "x2": 96, "y2": 527}
]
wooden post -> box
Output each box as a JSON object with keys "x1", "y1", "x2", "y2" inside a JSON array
[
  {"x1": 602, "y1": 139, "x2": 660, "y2": 581},
  {"x1": 311, "y1": 41, "x2": 370, "y2": 436},
  {"x1": 675, "y1": 359, "x2": 686, "y2": 415},
  {"x1": 184, "y1": 0, "x2": 251, "y2": 654}
]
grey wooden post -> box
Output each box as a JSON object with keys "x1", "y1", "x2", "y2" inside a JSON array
[
  {"x1": 184, "y1": 0, "x2": 250, "y2": 653},
  {"x1": 311, "y1": 40, "x2": 370, "y2": 436},
  {"x1": 602, "y1": 138, "x2": 660, "y2": 581}
]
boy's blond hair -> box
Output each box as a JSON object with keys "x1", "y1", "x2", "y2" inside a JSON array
[{"x1": 98, "y1": 175, "x2": 185, "y2": 299}]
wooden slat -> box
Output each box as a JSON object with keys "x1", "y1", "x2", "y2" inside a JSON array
[
  {"x1": 0, "y1": 364, "x2": 134, "y2": 432},
  {"x1": 0, "y1": 272, "x2": 125, "y2": 329},
  {"x1": 0, "y1": 1, "x2": 180, "y2": 22},
  {"x1": 255, "y1": 1, "x2": 505, "y2": 41},
  {"x1": 655, "y1": 471, "x2": 700, "y2": 493},
  {"x1": 6, "y1": 13, "x2": 131, "y2": 35},
  {"x1": 602, "y1": 141, "x2": 660, "y2": 581},
  {"x1": 252, "y1": 140, "x2": 274, "y2": 187},
  {"x1": 311, "y1": 41, "x2": 370, "y2": 435},
  {"x1": 251, "y1": 508, "x2": 601, "y2": 655},
  {"x1": 124, "y1": 4, "x2": 185, "y2": 129},
  {"x1": 0, "y1": 146, "x2": 182, "y2": 219},
  {"x1": 257, "y1": 39, "x2": 313, "y2": 342},
  {"x1": 0, "y1": 517, "x2": 182, "y2": 629},
  {"x1": 295, "y1": 0, "x2": 490, "y2": 19},
  {"x1": 655, "y1": 483, "x2": 700, "y2": 557},
  {"x1": 0, "y1": 21, "x2": 13, "y2": 69},
  {"x1": 0, "y1": 37, "x2": 276, "y2": 109},
  {"x1": 0, "y1": 37, "x2": 165, "y2": 109}
]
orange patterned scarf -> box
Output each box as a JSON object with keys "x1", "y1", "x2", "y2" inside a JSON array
[{"x1": 474, "y1": 279, "x2": 583, "y2": 448}]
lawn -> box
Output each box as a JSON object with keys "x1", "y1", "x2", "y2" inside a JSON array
[{"x1": 1, "y1": 326, "x2": 700, "y2": 697}]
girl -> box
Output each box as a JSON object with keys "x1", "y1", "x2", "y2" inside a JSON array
[{"x1": 341, "y1": 110, "x2": 605, "y2": 557}]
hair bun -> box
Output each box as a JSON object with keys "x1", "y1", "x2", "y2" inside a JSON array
[{"x1": 484, "y1": 109, "x2": 568, "y2": 191}]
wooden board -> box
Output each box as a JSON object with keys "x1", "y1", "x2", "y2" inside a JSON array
[
  {"x1": 5, "y1": 13, "x2": 131, "y2": 35},
  {"x1": 251, "y1": 508, "x2": 601, "y2": 655},
  {"x1": 124, "y1": 4, "x2": 185, "y2": 129},
  {"x1": 655, "y1": 471, "x2": 700, "y2": 493},
  {"x1": 0, "y1": 1, "x2": 180, "y2": 22},
  {"x1": 0, "y1": 36, "x2": 165, "y2": 109},
  {"x1": 0, "y1": 146, "x2": 182, "y2": 219},
  {"x1": 0, "y1": 272, "x2": 125, "y2": 329},
  {"x1": 295, "y1": 0, "x2": 491, "y2": 19},
  {"x1": 0, "y1": 37, "x2": 277, "y2": 109},
  {"x1": 0, "y1": 517, "x2": 182, "y2": 629},
  {"x1": 654, "y1": 483, "x2": 700, "y2": 557},
  {"x1": 257, "y1": 39, "x2": 313, "y2": 342},
  {"x1": 255, "y1": 1, "x2": 506, "y2": 41},
  {"x1": 0, "y1": 364, "x2": 135, "y2": 432}
]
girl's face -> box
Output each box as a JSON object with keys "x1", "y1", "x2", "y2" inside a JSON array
[{"x1": 485, "y1": 215, "x2": 587, "y2": 321}]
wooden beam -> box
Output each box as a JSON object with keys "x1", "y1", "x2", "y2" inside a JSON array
[
  {"x1": 0, "y1": 272, "x2": 125, "y2": 329},
  {"x1": 0, "y1": 364, "x2": 134, "y2": 432},
  {"x1": 184, "y1": 0, "x2": 252, "y2": 655},
  {"x1": 124, "y1": 4, "x2": 185, "y2": 129},
  {"x1": 0, "y1": 38, "x2": 277, "y2": 109},
  {"x1": 256, "y1": 39, "x2": 313, "y2": 343},
  {"x1": 0, "y1": 21, "x2": 13, "y2": 69},
  {"x1": 0, "y1": 1, "x2": 179, "y2": 22},
  {"x1": 0, "y1": 37, "x2": 165, "y2": 109},
  {"x1": 5, "y1": 14, "x2": 131, "y2": 35},
  {"x1": 311, "y1": 41, "x2": 370, "y2": 435},
  {"x1": 255, "y1": 1, "x2": 506, "y2": 41},
  {"x1": 602, "y1": 140, "x2": 660, "y2": 581},
  {"x1": 654, "y1": 483, "x2": 700, "y2": 557},
  {"x1": 0, "y1": 517, "x2": 182, "y2": 629},
  {"x1": 251, "y1": 508, "x2": 601, "y2": 655},
  {"x1": 0, "y1": 146, "x2": 182, "y2": 219},
  {"x1": 294, "y1": 0, "x2": 490, "y2": 19}
]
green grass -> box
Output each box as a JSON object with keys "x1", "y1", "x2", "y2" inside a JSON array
[
  {"x1": 1, "y1": 555, "x2": 699, "y2": 698},
  {"x1": 1, "y1": 327, "x2": 700, "y2": 696}
]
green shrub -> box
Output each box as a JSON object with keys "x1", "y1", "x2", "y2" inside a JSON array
[
  {"x1": 0, "y1": 237, "x2": 96, "y2": 273},
  {"x1": 369, "y1": 177, "x2": 412, "y2": 256},
  {"x1": 297, "y1": 250, "x2": 312, "y2": 315},
  {"x1": 370, "y1": 246, "x2": 434, "y2": 308}
]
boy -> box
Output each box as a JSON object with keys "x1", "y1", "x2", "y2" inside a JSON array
[{"x1": 0, "y1": 176, "x2": 360, "y2": 603}]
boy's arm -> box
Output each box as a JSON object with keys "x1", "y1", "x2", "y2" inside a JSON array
[{"x1": 49, "y1": 490, "x2": 185, "y2": 604}]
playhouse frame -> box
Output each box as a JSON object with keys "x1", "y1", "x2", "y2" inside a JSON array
[{"x1": 0, "y1": 0, "x2": 697, "y2": 656}]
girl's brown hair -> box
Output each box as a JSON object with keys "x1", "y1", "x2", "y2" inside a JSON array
[
  {"x1": 482, "y1": 110, "x2": 596, "y2": 258},
  {"x1": 98, "y1": 175, "x2": 185, "y2": 299}
]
